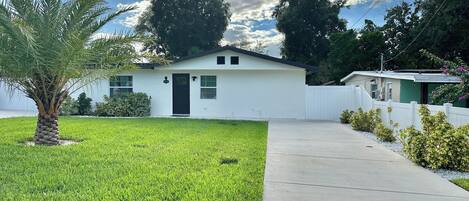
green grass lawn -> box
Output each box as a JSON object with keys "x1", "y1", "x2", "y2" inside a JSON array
[
  {"x1": 452, "y1": 178, "x2": 469, "y2": 191},
  {"x1": 0, "y1": 117, "x2": 268, "y2": 201}
]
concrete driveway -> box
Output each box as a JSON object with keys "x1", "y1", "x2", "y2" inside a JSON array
[{"x1": 263, "y1": 120, "x2": 469, "y2": 201}]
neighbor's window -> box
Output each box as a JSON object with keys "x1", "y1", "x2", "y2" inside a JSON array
[
  {"x1": 110, "y1": 76, "x2": 133, "y2": 96},
  {"x1": 370, "y1": 80, "x2": 378, "y2": 99},
  {"x1": 231, "y1": 56, "x2": 239, "y2": 65},
  {"x1": 217, "y1": 56, "x2": 225, "y2": 65},
  {"x1": 201, "y1": 76, "x2": 217, "y2": 99},
  {"x1": 387, "y1": 82, "x2": 393, "y2": 101}
]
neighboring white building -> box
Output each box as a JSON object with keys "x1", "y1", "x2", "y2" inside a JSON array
[{"x1": 0, "y1": 46, "x2": 315, "y2": 119}]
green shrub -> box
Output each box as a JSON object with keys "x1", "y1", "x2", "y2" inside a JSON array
[
  {"x1": 401, "y1": 105, "x2": 469, "y2": 171},
  {"x1": 340, "y1": 110, "x2": 354, "y2": 124},
  {"x1": 77, "y1": 92, "x2": 92, "y2": 115},
  {"x1": 401, "y1": 127, "x2": 427, "y2": 166},
  {"x1": 60, "y1": 96, "x2": 79, "y2": 116},
  {"x1": 374, "y1": 123, "x2": 396, "y2": 142},
  {"x1": 96, "y1": 93, "x2": 151, "y2": 117},
  {"x1": 350, "y1": 108, "x2": 381, "y2": 132}
]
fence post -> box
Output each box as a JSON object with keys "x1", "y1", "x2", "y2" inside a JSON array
[
  {"x1": 444, "y1": 103, "x2": 453, "y2": 119},
  {"x1": 410, "y1": 101, "x2": 417, "y2": 127},
  {"x1": 358, "y1": 87, "x2": 363, "y2": 109},
  {"x1": 387, "y1": 100, "x2": 392, "y2": 126}
]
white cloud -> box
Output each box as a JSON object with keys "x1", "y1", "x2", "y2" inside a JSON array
[
  {"x1": 227, "y1": 0, "x2": 278, "y2": 22},
  {"x1": 117, "y1": 0, "x2": 152, "y2": 28},
  {"x1": 344, "y1": 0, "x2": 391, "y2": 6}
]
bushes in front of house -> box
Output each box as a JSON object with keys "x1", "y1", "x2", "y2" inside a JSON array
[
  {"x1": 350, "y1": 108, "x2": 382, "y2": 132},
  {"x1": 60, "y1": 96, "x2": 79, "y2": 115},
  {"x1": 96, "y1": 93, "x2": 151, "y2": 117},
  {"x1": 60, "y1": 92, "x2": 92, "y2": 116},
  {"x1": 400, "y1": 105, "x2": 469, "y2": 171},
  {"x1": 340, "y1": 110, "x2": 354, "y2": 124}
]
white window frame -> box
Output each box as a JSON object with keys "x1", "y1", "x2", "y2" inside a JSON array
[
  {"x1": 200, "y1": 75, "x2": 217, "y2": 100},
  {"x1": 110, "y1": 75, "x2": 133, "y2": 96},
  {"x1": 370, "y1": 80, "x2": 378, "y2": 99},
  {"x1": 386, "y1": 82, "x2": 393, "y2": 101}
]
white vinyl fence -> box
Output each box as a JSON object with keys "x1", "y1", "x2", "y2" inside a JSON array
[
  {"x1": 374, "y1": 100, "x2": 469, "y2": 130},
  {"x1": 305, "y1": 86, "x2": 469, "y2": 129},
  {"x1": 305, "y1": 86, "x2": 373, "y2": 121}
]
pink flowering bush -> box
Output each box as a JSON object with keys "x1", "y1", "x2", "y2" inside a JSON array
[{"x1": 421, "y1": 50, "x2": 468, "y2": 105}]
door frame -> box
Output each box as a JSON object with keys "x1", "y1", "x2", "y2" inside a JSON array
[{"x1": 172, "y1": 73, "x2": 191, "y2": 116}]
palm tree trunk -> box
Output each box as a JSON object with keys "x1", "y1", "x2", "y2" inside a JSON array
[{"x1": 34, "y1": 112, "x2": 60, "y2": 145}]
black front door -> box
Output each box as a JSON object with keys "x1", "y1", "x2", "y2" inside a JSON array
[{"x1": 172, "y1": 74, "x2": 190, "y2": 115}]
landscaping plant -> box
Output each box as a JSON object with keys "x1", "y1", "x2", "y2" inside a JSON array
[
  {"x1": 96, "y1": 93, "x2": 151, "y2": 117},
  {"x1": 374, "y1": 123, "x2": 396, "y2": 142},
  {"x1": 401, "y1": 105, "x2": 469, "y2": 171},
  {"x1": 350, "y1": 108, "x2": 381, "y2": 132},
  {"x1": 421, "y1": 50, "x2": 469, "y2": 105},
  {"x1": 76, "y1": 93, "x2": 93, "y2": 115},
  {"x1": 59, "y1": 96, "x2": 79, "y2": 116},
  {"x1": 0, "y1": 0, "x2": 145, "y2": 145},
  {"x1": 340, "y1": 110, "x2": 354, "y2": 124}
]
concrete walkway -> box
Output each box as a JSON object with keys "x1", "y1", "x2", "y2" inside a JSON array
[{"x1": 263, "y1": 120, "x2": 469, "y2": 201}]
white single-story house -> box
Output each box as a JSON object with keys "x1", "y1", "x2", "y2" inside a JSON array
[
  {"x1": 341, "y1": 70, "x2": 463, "y2": 106},
  {"x1": 0, "y1": 46, "x2": 316, "y2": 119}
]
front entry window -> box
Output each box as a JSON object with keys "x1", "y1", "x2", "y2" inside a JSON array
[{"x1": 201, "y1": 76, "x2": 217, "y2": 99}]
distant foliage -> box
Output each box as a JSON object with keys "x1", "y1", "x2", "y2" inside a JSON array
[
  {"x1": 59, "y1": 93, "x2": 93, "y2": 116},
  {"x1": 340, "y1": 110, "x2": 354, "y2": 124},
  {"x1": 401, "y1": 105, "x2": 469, "y2": 171},
  {"x1": 350, "y1": 108, "x2": 381, "y2": 132},
  {"x1": 96, "y1": 93, "x2": 151, "y2": 117},
  {"x1": 421, "y1": 50, "x2": 468, "y2": 105},
  {"x1": 77, "y1": 93, "x2": 93, "y2": 115},
  {"x1": 137, "y1": 0, "x2": 230, "y2": 58},
  {"x1": 273, "y1": 0, "x2": 346, "y2": 68},
  {"x1": 60, "y1": 96, "x2": 79, "y2": 116}
]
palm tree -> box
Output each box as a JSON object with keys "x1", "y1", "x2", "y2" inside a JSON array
[{"x1": 0, "y1": 0, "x2": 142, "y2": 145}]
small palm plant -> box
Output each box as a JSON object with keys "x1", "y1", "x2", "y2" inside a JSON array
[{"x1": 0, "y1": 0, "x2": 143, "y2": 145}]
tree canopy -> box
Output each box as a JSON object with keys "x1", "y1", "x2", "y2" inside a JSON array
[
  {"x1": 137, "y1": 0, "x2": 230, "y2": 58},
  {"x1": 287, "y1": 0, "x2": 469, "y2": 84},
  {"x1": 273, "y1": 0, "x2": 347, "y2": 66}
]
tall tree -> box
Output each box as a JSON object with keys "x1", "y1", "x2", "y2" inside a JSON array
[
  {"x1": 137, "y1": 0, "x2": 230, "y2": 58},
  {"x1": 418, "y1": 0, "x2": 469, "y2": 62},
  {"x1": 0, "y1": 0, "x2": 142, "y2": 145},
  {"x1": 321, "y1": 30, "x2": 360, "y2": 83},
  {"x1": 357, "y1": 21, "x2": 386, "y2": 71},
  {"x1": 382, "y1": 1, "x2": 422, "y2": 69},
  {"x1": 319, "y1": 24, "x2": 386, "y2": 84},
  {"x1": 273, "y1": 0, "x2": 346, "y2": 66}
]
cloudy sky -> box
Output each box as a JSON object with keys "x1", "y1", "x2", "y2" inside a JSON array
[{"x1": 101, "y1": 0, "x2": 411, "y2": 57}]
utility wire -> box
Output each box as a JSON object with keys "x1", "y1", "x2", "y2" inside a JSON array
[
  {"x1": 384, "y1": 0, "x2": 448, "y2": 63},
  {"x1": 350, "y1": 0, "x2": 380, "y2": 29}
]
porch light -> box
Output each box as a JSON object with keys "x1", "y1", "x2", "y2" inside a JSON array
[
  {"x1": 163, "y1": 76, "x2": 169, "y2": 84},
  {"x1": 192, "y1": 76, "x2": 198, "y2": 81}
]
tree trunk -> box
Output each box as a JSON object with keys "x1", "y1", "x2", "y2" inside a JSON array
[{"x1": 34, "y1": 112, "x2": 60, "y2": 145}]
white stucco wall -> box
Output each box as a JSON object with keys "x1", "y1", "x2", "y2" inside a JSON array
[{"x1": 0, "y1": 50, "x2": 307, "y2": 119}]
